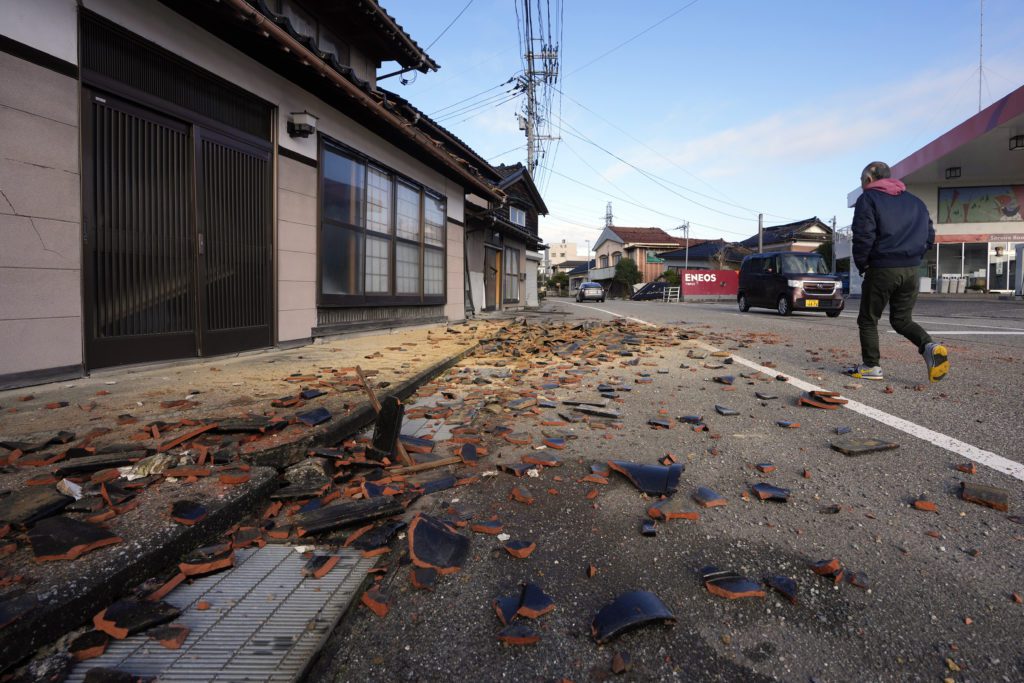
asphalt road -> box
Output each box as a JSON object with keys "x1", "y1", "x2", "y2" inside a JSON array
[{"x1": 308, "y1": 300, "x2": 1024, "y2": 683}]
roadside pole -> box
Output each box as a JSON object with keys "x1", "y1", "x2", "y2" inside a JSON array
[{"x1": 758, "y1": 213, "x2": 763, "y2": 254}]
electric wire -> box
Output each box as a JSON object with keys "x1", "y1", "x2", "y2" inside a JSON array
[{"x1": 424, "y1": 0, "x2": 476, "y2": 51}]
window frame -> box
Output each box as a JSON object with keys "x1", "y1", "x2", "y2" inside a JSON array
[
  {"x1": 317, "y1": 136, "x2": 447, "y2": 307},
  {"x1": 509, "y1": 205, "x2": 526, "y2": 227},
  {"x1": 503, "y1": 246, "x2": 521, "y2": 303}
]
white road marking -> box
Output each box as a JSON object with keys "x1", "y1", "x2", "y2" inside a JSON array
[
  {"x1": 560, "y1": 301, "x2": 1024, "y2": 482},
  {"x1": 888, "y1": 330, "x2": 1024, "y2": 335},
  {"x1": 914, "y1": 317, "x2": 1024, "y2": 332}
]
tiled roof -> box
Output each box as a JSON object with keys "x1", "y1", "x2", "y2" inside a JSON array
[
  {"x1": 738, "y1": 217, "x2": 830, "y2": 248},
  {"x1": 609, "y1": 227, "x2": 685, "y2": 246}
]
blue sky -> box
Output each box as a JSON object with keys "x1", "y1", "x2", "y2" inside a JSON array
[{"x1": 381, "y1": 0, "x2": 1023, "y2": 249}]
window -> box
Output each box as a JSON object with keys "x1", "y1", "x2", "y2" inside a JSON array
[
  {"x1": 504, "y1": 247, "x2": 520, "y2": 301},
  {"x1": 612, "y1": 251, "x2": 622, "y2": 265},
  {"x1": 319, "y1": 140, "x2": 445, "y2": 305},
  {"x1": 599, "y1": 255, "x2": 608, "y2": 268},
  {"x1": 510, "y1": 206, "x2": 526, "y2": 227}
]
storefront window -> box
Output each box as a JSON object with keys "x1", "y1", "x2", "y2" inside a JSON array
[
  {"x1": 988, "y1": 242, "x2": 1011, "y2": 290},
  {"x1": 964, "y1": 243, "x2": 987, "y2": 288},
  {"x1": 936, "y1": 243, "x2": 962, "y2": 278}
]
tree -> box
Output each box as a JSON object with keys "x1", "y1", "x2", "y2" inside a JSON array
[
  {"x1": 549, "y1": 271, "x2": 569, "y2": 296},
  {"x1": 814, "y1": 242, "x2": 849, "y2": 273},
  {"x1": 613, "y1": 257, "x2": 642, "y2": 297},
  {"x1": 661, "y1": 269, "x2": 680, "y2": 287}
]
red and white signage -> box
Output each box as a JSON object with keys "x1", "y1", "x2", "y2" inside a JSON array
[{"x1": 679, "y1": 269, "x2": 738, "y2": 296}]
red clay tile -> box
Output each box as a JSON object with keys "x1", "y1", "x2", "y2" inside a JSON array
[
  {"x1": 960, "y1": 482, "x2": 1009, "y2": 512},
  {"x1": 29, "y1": 516, "x2": 123, "y2": 562},
  {"x1": 145, "y1": 572, "x2": 186, "y2": 602},
  {"x1": 93, "y1": 599, "x2": 180, "y2": 640},
  {"x1": 912, "y1": 499, "x2": 939, "y2": 512},
  {"x1": 504, "y1": 540, "x2": 537, "y2": 559},
  {"x1": 955, "y1": 462, "x2": 977, "y2": 475},
  {"x1": 149, "y1": 623, "x2": 190, "y2": 650},
  {"x1": 69, "y1": 630, "x2": 110, "y2": 661},
  {"x1": 471, "y1": 520, "x2": 503, "y2": 535},
  {"x1": 510, "y1": 486, "x2": 535, "y2": 505},
  {"x1": 408, "y1": 514, "x2": 469, "y2": 575},
  {"x1": 497, "y1": 623, "x2": 539, "y2": 646},
  {"x1": 811, "y1": 558, "x2": 841, "y2": 575},
  {"x1": 302, "y1": 555, "x2": 339, "y2": 579},
  {"x1": 585, "y1": 489, "x2": 599, "y2": 500},
  {"x1": 702, "y1": 567, "x2": 766, "y2": 600},
  {"x1": 361, "y1": 589, "x2": 389, "y2": 618}
]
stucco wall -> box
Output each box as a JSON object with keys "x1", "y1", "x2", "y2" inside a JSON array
[
  {"x1": 0, "y1": 51, "x2": 83, "y2": 379},
  {"x1": 277, "y1": 156, "x2": 318, "y2": 342}
]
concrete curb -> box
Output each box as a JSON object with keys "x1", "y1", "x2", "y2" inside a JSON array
[{"x1": 0, "y1": 340, "x2": 481, "y2": 674}]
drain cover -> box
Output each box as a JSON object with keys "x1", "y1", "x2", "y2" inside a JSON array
[{"x1": 67, "y1": 546, "x2": 374, "y2": 682}]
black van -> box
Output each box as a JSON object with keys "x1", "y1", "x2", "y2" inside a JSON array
[{"x1": 737, "y1": 252, "x2": 845, "y2": 317}]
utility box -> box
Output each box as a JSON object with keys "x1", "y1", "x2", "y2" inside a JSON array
[{"x1": 919, "y1": 277, "x2": 932, "y2": 293}]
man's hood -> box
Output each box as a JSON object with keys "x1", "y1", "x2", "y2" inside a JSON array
[{"x1": 864, "y1": 178, "x2": 906, "y2": 195}]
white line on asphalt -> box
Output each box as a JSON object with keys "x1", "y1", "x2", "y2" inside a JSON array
[
  {"x1": 914, "y1": 318, "x2": 1024, "y2": 332},
  {"x1": 566, "y1": 302, "x2": 657, "y2": 327},
  {"x1": 888, "y1": 330, "x2": 1024, "y2": 335},
  {"x1": 725, "y1": 355, "x2": 1024, "y2": 482},
  {"x1": 560, "y1": 301, "x2": 1024, "y2": 482}
]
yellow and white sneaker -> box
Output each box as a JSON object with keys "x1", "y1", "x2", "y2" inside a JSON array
[{"x1": 923, "y1": 343, "x2": 949, "y2": 383}]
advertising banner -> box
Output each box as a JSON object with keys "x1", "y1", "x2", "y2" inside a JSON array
[{"x1": 680, "y1": 269, "x2": 738, "y2": 296}]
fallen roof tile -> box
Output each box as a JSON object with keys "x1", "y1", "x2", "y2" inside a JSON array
[
  {"x1": 0, "y1": 487, "x2": 73, "y2": 529},
  {"x1": 148, "y1": 623, "x2": 190, "y2": 650},
  {"x1": 497, "y1": 623, "x2": 539, "y2": 646},
  {"x1": 702, "y1": 566, "x2": 766, "y2": 600},
  {"x1": 411, "y1": 566, "x2": 438, "y2": 590},
  {"x1": 960, "y1": 482, "x2": 1009, "y2": 512},
  {"x1": 751, "y1": 483, "x2": 790, "y2": 502},
  {"x1": 641, "y1": 519, "x2": 657, "y2": 536},
  {"x1": 29, "y1": 516, "x2": 123, "y2": 562},
  {"x1": 522, "y1": 453, "x2": 563, "y2": 468},
  {"x1": 170, "y1": 500, "x2": 208, "y2": 526},
  {"x1": 714, "y1": 405, "x2": 739, "y2": 416},
  {"x1": 93, "y1": 598, "x2": 180, "y2": 639},
  {"x1": 178, "y1": 543, "x2": 234, "y2": 577},
  {"x1": 504, "y1": 540, "x2": 537, "y2": 559},
  {"x1": 361, "y1": 588, "x2": 390, "y2": 618},
  {"x1": 302, "y1": 554, "x2": 340, "y2": 579},
  {"x1": 646, "y1": 499, "x2": 699, "y2": 521},
  {"x1": 912, "y1": 499, "x2": 939, "y2": 512},
  {"x1": 471, "y1": 519, "x2": 504, "y2": 535},
  {"x1": 764, "y1": 575, "x2": 798, "y2": 604},
  {"x1": 692, "y1": 487, "x2": 727, "y2": 508},
  {"x1": 517, "y1": 582, "x2": 555, "y2": 619},
  {"x1": 591, "y1": 591, "x2": 676, "y2": 644},
  {"x1": 829, "y1": 437, "x2": 899, "y2": 456},
  {"x1": 607, "y1": 460, "x2": 682, "y2": 496},
  {"x1": 408, "y1": 514, "x2": 470, "y2": 575},
  {"x1": 69, "y1": 630, "x2": 110, "y2": 661},
  {"x1": 510, "y1": 485, "x2": 535, "y2": 505}
]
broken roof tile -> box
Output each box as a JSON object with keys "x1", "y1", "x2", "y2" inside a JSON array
[
  {"x1": 170, "y1": 500, "x2": 208, "y2": 526},
  {"x1": 148, "y1": 623, "x2": 190, "y2": 650},
  {"x1": 302, "y1": 554, "x2": 340, "y2": 579},
  {"x1": 411, "y1": 566, "x2": 438, "y2": 591},
  {"x1": 702, "y1": 566, "x2": 766, "y2": 600},
  {"x1": 517, "y1": 583, "x2": 555, "y2": 619},
  {"x1": 522, "y1": 453, "x2": 563, "y2": 468},
  {"x1": 0, "y1": 487, "x2": 73, "y2": 529},
  {"x1": 510, "y1": 485, "x2": 535, "y2": 505},
  {"x1": 960, "y1": 482, "x2": 1009, "y2": 512},
  {"x1": 504, "y1": 540, "x2": 536, "y2": 559},
  {"x1": 497, "y1": 623, "x2": 539, "y2": 646},
  {"x1": 829, "y1": 437, "x2": 899, "y2": 456},
  {"x1": 751, "y1": 483, "x2": 790, "y2": 502},
  {"x1": 408, "y1": 514, "x2": 470, "y2": 575},
  {"x1": 646, "y1": 499, "x2": 699, "y2": 521},
  {"x1": 499, "y1": 463, "x2": 536, "y2": 477},
  {"x1": 764, "y1": 575, "x2": 798, "y2": 604},
  {"x1": 361, "y1": 588, "x2": 390, "y2": 618},
  {"x1": 591, "y1": 591, "x2": 676, "y2": 644},
  {"x1": 692, "y1": 487, "x2": 727, "y2": 508},
  {"x1": 69, "y1": 630, "x2": 110, "y2": 661},
  {"x1": 912, "y1": 499, "x2": 939, "y2": 512},
  {"x1": 641, "y1": 519, "x2": 657, "y2": 536},
  {"x1": 607, "y1": 460, "x2": 682, "y2": 496},
  {"x1": 93, "y1": 599, "x2": 180, "y2": 639},
  {"x1": 714, "y1": 405, "x2": 739, "y2": 416},
  {"x1": 471, "y1": 519, "x2": 504, "y2": 535},
  {"x1": 178, "y1": 543, "x2": 235, "y2": 577},
  {"x1": 29, "y1": 516, "x2": 123, "y2": 562},
  {"x1": 297, "y1": 407, "x2": 332, "y2": 427}
]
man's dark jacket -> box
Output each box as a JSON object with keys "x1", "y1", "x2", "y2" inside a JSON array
[{"x1": 851, "y1": 178, "x2": 934, "y2": 275}]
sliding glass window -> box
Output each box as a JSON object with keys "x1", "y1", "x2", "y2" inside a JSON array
[{"x1": 318, "y1": 140, "x2": 446, "y2": 306}]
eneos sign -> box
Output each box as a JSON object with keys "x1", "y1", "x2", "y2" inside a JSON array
[{"x1": 679, "y1": 269, "x2": 738, "y2": 296}]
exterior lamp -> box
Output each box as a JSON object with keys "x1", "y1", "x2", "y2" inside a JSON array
[
  {"x1": 944, "y1": 167, "x2": 961, "y2": 180},
  {"x1": 287, "y1": 111, "x2": 318, "y2": 138},
  {"x1": 1010, "y1": 135, "x2": 1024, "y2": 151}
]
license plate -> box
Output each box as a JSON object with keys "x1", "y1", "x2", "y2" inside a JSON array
[{"x1": 804, "y1": 299, "x2": 819, "y2": 307}]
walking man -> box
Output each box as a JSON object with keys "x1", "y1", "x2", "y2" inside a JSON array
[{"x1": 846, "y1": 161, "x2": 949, "y2": 382}]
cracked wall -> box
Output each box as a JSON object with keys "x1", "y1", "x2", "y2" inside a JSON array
[{"x1": 0, "y1": 50, "x2": 84, "y2": 379}]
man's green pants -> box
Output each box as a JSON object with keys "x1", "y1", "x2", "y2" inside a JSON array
[{"x1": 857, "y1": 266, "x2": 933, "y2": 367}]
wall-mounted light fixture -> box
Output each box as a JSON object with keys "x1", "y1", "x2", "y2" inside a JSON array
[
  {"x1": 1010, "y1": 135, "x2": 1024, "y2": 151},
  {"x1": 944, "y1": 166, "x2": 962, "y2": 180},
  {"x1": 287, "y1": 111, "x2": 318, "y2": 138}
]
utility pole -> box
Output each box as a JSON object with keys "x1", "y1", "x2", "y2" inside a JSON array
[
  {"x1": 604, "y1": 202, "x2": 614, "y2": 229},
  {"x1": 518, "y1": 1, "x2": 560, "y2": 176},
  {"x1": 680, "y1": 221, "x2": 691, "y2": 272},
  {"x1": 585, "y1": 239, "x2": 591, "y2": 283},
  {"x1": 758, "y1": 213, "x2": 764, "y2": 254},
  {"x1": 830, "y1": 216, "x2": 837, "y2": 273},
  {"x1": 978, "y1": 0, "x2": 984, "y2": 112}
]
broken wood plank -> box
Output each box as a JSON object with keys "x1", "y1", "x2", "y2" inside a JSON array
[{"x1": 356, "y1": 365, "x2": 413, "y2": 467}]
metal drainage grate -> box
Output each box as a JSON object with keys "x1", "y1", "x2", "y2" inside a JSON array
[{"x1": 67, "y1": 546, "x2": 374, "y2": 682}]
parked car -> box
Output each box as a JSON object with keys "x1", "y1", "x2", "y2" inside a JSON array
[
  {"x1": 737, "y1": 252, "x2": 844, "y2": 317},
  {"x1": 631, "y1": 281, "x2": 669, "y2": 301},
  {"x1": 575, "y1": 282, "x2": 605, "y2": 303}
]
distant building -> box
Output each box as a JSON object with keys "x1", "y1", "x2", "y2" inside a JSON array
[
  {"x1": 738, "y1": 218, "x2": 833, "y2": 254},
  {"x1": 590, "y1": 226, "x2": 686, "y2": 284},
  {"x1": 658, "y1": 240, "x2": 752, "y2": 271}
]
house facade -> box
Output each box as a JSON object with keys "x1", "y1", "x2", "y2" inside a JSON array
[
  {"x1": 0, "y1": 0, "x2": 505, "y2": 389},
  {"x1": 465, "y1": 163, "x2": 546, "y2": 312},
  {"x1": 658, "y1": 240, "x2": 751, "y2": 271},
  {"x1": 738, "y1": 217, "x2": 832, "y2": 254},
  {"x1": 590, "y1": 226, "x2": 685, "y2": 284}
]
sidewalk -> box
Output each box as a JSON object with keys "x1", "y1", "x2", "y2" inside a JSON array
[{"x1": 0, "y1": 320, "x2": 494, "y2": 672}]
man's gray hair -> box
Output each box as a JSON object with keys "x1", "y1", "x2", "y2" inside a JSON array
[{"x1": 861, "y1": 161, "x2": 891, "y2": 185}]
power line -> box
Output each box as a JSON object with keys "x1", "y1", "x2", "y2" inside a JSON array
[
  {"x1": 567, "y1": 0, "x2": 702, "y2": 77},
  {"x1": 424, "y1": 0, "x2": 476, "y2": 51},
  {"x1": 428, "y1": 78, "x2": 514, "y2": 117}
]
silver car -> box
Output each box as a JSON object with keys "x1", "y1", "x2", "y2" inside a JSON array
[{"x1": 576, "y1": 282, "x2": 605, "y2": 302}]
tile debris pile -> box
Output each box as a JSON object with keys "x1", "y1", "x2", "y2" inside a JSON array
[{"x1": 0, "y1": 318, "x2": 1017, "y2": 679}]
